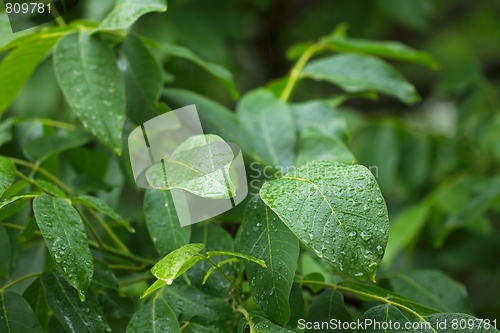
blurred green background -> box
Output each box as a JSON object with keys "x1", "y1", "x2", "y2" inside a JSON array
[{"x1": 4, "y1": 0, "x2": 500, "y2": 320}]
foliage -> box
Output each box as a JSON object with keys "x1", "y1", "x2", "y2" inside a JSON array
[{"x1": 0, "y1": 0, "x2": 499, "y2": 332}]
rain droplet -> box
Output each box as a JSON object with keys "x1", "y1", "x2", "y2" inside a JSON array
[
  {"x1": 376, "y1": 245, "x2": 384, "y2": 254},
  {"x1": 348, "y1": 231, "x2": 357, "y2": 240},
  {"x1": 376, "y1": 197, "x2": 383, "y2": 204},
  {"x1": 360, "y1": 232, "x2": 371, "y2": 241}
]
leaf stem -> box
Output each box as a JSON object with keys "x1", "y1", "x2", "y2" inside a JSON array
[
  {"x1": 280, "y1": 43, "x2": 324, "y2": 102},
  {"x1": 9, "y1": 158, "x2": 74, "y2": 194},
  {"x1": 86, "y1": 207, "x2": 130, "y2": 253},
  {"x1": 197, "y1": 254, "x2": 240, "y2": 291},
  {"x1": 77, "y1": 207, "x2": 107, "y2": 251},
  {"x1": 298, "y1": 280, "x2": 437, "y2": 333},
  {"x1": 235, "y1": 306, "x2": 255, "y2": 333},
  {"x1": 0, "y1": 272, "x2": 41, "y2": 291},
  {"x1": 13, "y1": 118, "x2": 75, "y2": 130}
]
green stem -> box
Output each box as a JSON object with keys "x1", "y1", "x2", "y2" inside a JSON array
[
  {"x1": 13, "y1": 118, "x2": 75, "y2": 130},
  {"x1": 86, "y1": 207, "x2": 130, "y2": 253},
  {"x1": 235, "y1": 306, "x2": 255, "y2": 333},
  {"x1": 77, "y1": 207, "x2": 107, "y2": 251},
  {"x1": 44, "y1": 0, "x2": 66, "y2": 27},
  {"x1": 197, "y1": 254, "x2": 240, "y2": 291},
  {"x1": 9, "y1": 158, "x2": 73, "y2": 194},
  {"x1": 0, "y1": 272, "x2": 41, "y2": 291},
  {"x1": 298, "y1": 280, "x2": 437, "y2": 333},
  {"x1": 180, "y1": 322, "x2": 190, "y2": 331},
  {"x1": 280, "y1": 43, "x2": 324, "y2": 102}
]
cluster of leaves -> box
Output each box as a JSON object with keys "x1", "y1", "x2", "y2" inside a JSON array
[{"x1": 0, "y1": 0, "x2": 499, "y2": 332}]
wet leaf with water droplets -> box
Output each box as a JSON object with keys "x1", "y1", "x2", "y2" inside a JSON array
[
  {"x1": 54, "y1": 31, "x2": 125, "y2": 154},
  {"x1": 237, "y1": 195, "x2": 299, "y2": 326},
  {"x1": 33, "y1": 194, "x2": 94, "y2": 299},
  {"x1": 0, "y1": 290, "x2": 43, "y2": 333},
  {"x1": 150, "y1": 243, "x2": 204, "y2": 286},
  {"x1": 126, "y1": 292, "x2": 180, "y2": 333},
  {"x1": 260, "y1": 161, "x2": 389, "y2": 281},
  {"x1": 41, "y1": 271, "x2": 112, "y2": 333},
  {"x1": 144, "y1": 189, "x2": 191, "y2": 256}
]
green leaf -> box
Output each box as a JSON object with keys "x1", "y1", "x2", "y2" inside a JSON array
[
  {"x1": 144, "y1": 189, "x2": 191, "y2": 256},
  {"x1": 0, "y1": 157, "x2": 16, "y2": 197},
  {"x1": 238, "y1": 196, "x2": 299, "y2": 326},
  {"x1": 0, "y1": 290, "x2": 43, "y2": 333},
  {"x1": 399, "y1": 134, "x2": 431, "y2": 190},
  {"x1": 322, "y1": 36, "x2": 439, "y2": 70},
  {"x1": 18, "y1": 217, "x2": 38, "y2": 243},
  {"x1": 0, "y1": 225, "x2": 11, "y2": 278},
  {"x1": 141, "y1": 279, "x2": 167, "y2": 299},
  {"x1": 389, "y1": 270, "x2": 473, "y2": 314},
  {"x1": 145, "y1": 134, "x2": 236, "y2": 199},
  {"x1": 382, "y1": 203, "x2": 429, "y2": 267},
  {"x1": 127, "y1": 292, "x2": 180, "y2": 333},
  {"x1": 354, "y1": 122, "x2": 399, "y2": 193},
  {"x1": 161, "y1": 282, "x2": 233, "y2": 322},
  {"x1": 33, "y1": 180, "x2": 67, "y2": 198},
  {"x1": 150, "y1": 243, "x2": 205, "y2": 285},
  {"x1": 291, "y1": 101, "x2": 349, "y2": 140},
  {"x1": 260, "y1": 161, "x2": 389, "y2": 281},
  {"x1": 206, "y1": 250, "x2": 267, "y2": 268},
  {"x1": 296, "y1": 135, "x2": 356, "y2": 166},
  {"x1": 359, "y1": 304, "x2": 413, "y2": 333},
  {"x1": 306, "y1": 290, "x2": 353, "y2": 333},
  {"x1": 288, "y1": 283, "x2": 305, "y2": 327},
  {"x1": 254, "y1": 321, "x2": 295, "y2": 333},
  {"x1": 155, "y1": 41, "x2": 239, "y2": 99},
  {"x1": 33, "y1": 195, "x2": 94, "y2": 301},
  {"x1": 0, "y1": 193, "x2": 39, "y2": 220},
  {"x1": 92, "y1": 260, "x2": 119, "y2": 290},
  {"x1": 23, "y1": 277, "x2": 50, "y2": 332},
  {"x1": 237, "y1": 89, "x2": 295, "y2": 168},
  {"x1": 23, "y1": 130, "x2": 92, "y2": 162},
  {"x1": 98, "y1": 0, "x2": 167, "y2": 31},
  {"x1": 53, "y1": 31, "x2": 125, "y2": 154},
  {"x1": 41, "y1": 271, "x2": 112, "y2": 333},
  {"x1": 127, "y1": 293, "x2": 181, "y2": 333},
  {"x1": 0, "y1": 35, "x2": 60, "y2": 114},
  {"x1": 73, "y1": 195, "x2": 134, "y2": 232},
  {"x1": 0, "y1": 118, "x2": 13, "y2": 148},
  {"x1": 121, "y1": 34, "x2": 164, "y2": 125},
  {"x1": 162, "y1": 89, "x2": 253, "y2": 158},
  {"x1": 301, "y1": 54, "x2": 420, "y2": 105}
]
